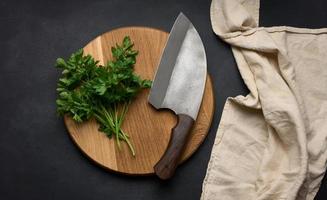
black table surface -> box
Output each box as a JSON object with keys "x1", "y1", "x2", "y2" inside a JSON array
[{"x1": 0, "y1": 0, "x2": 326, "y2": 199}]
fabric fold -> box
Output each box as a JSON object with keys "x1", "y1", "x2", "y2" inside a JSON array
[{"x1": 201, "y1": 0, "x2": 327, "y2": 199}]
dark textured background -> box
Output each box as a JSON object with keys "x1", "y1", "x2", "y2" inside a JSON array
[{"x1": 0, "y1": 0, "x2": 326, "y2": 199}]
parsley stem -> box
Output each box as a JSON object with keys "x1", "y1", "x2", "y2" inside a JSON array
[
  {"x1": 121, "y1": 130, "x2": 135, "y2": 156},
  {"x1": 114, "y1": 103, "x2": 121, "y2": 149},
  {"x1": 100, "y1": 106, "x2": 116, "y2": 132},
  {"x1": 93, "y1": 113, "x2": 107, "y2": 126}
]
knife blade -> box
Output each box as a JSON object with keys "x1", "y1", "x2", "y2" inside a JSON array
[{"x1": 148, "y1": 13, "x2": 207, "y2": 179}]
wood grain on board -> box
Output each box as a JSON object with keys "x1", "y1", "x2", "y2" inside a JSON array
[{"x1": 64, "y1": 27, "x2": 214, "y2": 175}]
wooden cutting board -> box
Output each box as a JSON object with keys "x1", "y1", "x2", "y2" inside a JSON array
[{"x1": 64, "y1": 27, "x2": 214, "y2": 175}]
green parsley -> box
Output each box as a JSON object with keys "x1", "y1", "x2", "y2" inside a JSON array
[{"x1": 56, "y1": 36, "x2": 151, "y2": 156}]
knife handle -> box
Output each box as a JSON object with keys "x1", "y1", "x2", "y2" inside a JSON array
[{"x1": 154, "y1": 114, "x2": 194, "y2": 180}]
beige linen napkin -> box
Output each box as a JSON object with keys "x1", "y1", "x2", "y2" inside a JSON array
[{"x1": 201, "y1": 0, "x2": 327, "y2": 199}]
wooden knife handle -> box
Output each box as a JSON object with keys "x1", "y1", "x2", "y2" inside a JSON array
[{"x1": 154, "y1": 114, "x2": 195, "y2": 180}]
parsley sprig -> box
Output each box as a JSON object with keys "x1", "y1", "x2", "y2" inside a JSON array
[{"x1": 56, "y1": 36, "x2": 151, "y2": 156}]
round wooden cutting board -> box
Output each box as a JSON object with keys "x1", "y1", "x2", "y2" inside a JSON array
[{"x1": 64, "y1": 27, "x2": 214, "y2": 175}]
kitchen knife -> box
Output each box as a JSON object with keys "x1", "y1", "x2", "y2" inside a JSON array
[{"x1": 148, "y1": 13, "x2": 207, "y2": 180}]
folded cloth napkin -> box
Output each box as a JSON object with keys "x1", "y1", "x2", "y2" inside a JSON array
[{"x1": 201, "y1": 0, "x2": 327, "y2": 199}]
